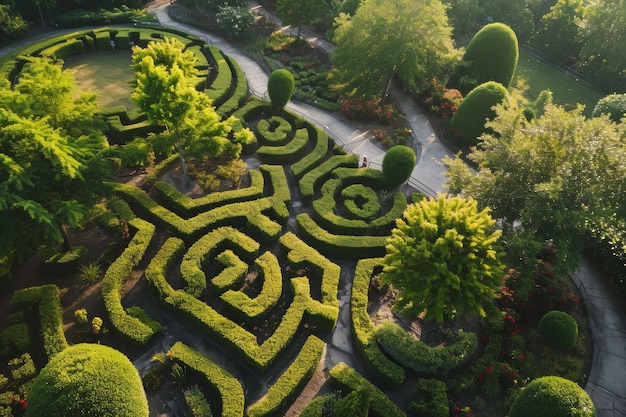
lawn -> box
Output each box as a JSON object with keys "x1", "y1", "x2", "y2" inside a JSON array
[
  {"x1": 65, "y1": 51, "x2": 137, "y2": 110},
  {"x1": 514, "y1": 48, "x2": 603, "y2": 117}
]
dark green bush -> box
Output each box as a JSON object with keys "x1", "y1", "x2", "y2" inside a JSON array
[
  {"x1": 408, "y1": 379, "x2": 448, "y2": 417},
  {"x1": 509, "y1": 376, "x2": 596, "y2": 417},
  {"x1": 338, "y1": 0, "x2": 361, "y2": 16},
  {"x1": 539, "y1": 310, "x2": 579, "y2": 350},
  {"x1": 382, "y1": 145, "x2": 416, "y2": 187},
  {"x1": 267, "y1": 69, "x2": 295, "y2": 111},
  {"x1": 332, "y1": 389, "x2": 369, "y2": 417},
  {"x1": 0, "y1": 324, "x2": 30, "y2": 356},
  {"x1": 458, "y1": 22, "x2": 519, "y2": 92},
  {"x1": 449, "y1": 81, "x2": 509, "y2": 146},
  {"x1": 44, "y1": 245, "x2": 87, "y2": 276},
  {"x1": 592, "y1": 93, "x2": 626, "y2": 123},
  {"x1": 25, "y1": 344, "x2": 148, "y2": 417}
]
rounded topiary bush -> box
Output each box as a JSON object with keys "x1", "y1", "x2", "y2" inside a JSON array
[
  {"x1": 460, "y1": 22, "x2": 519, "y2": 92},
  {"x1": 449, "y1": 81, "x2": 509, "y2": 146},
  {"x1": 592, "y1": 93, "x2": 626, "y2": 123},
  {"x1": 267, "y1": 69, "x2": 295, "y2": 111},
  {"x1": 26, "y1": 343, "x2": 148, "y2": 417},
  {"x1": 509, "y1": 376, "x2": 596, "y2": 417},
  {"x1": 539, "y1": 310, "x2": 579, "y2": 350},
  {"x1": 382, "y1": 145, "x2": 416, "y2": 187}
]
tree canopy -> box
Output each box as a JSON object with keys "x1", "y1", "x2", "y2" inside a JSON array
[
  {"x1": 382, "y1": 194, "x2": 505, "y2": 323},
  {"x1": 331, "y1": 0, "x2": 458, "y2": 100},
  {"x1": 276, "y1": 0, "x2": 332, "y2": 37},
  {"x1": 444, "y1": 103, "x2": 626, "y2": 274}
]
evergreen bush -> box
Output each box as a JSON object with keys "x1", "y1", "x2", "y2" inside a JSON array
[
  {"x1": 382, "y1": 145, "x2": 416, "y2": 187},
  {"x1": 509, "y1": 376, "x2": 596, "y2": 417},
  {"x1": 450, "y1": 81, "x2": 509, "y2": 146},
  {"x1": 267, "y1": 69, "x2": 295, "y2": 111},
  {"x1": 539, "y1": 310, "x2": 579, "y2": 350},
  {"x1": 592, "y1": 93, "x2": 626, "y2": 123}
]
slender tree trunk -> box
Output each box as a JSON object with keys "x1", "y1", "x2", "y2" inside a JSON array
[
  {"x1": 297, "y1": 17, "x2": 302, "y2": 37},
  {"x1": 381, "y1": 65, "x2": 397, "y2": 104},
  {"x1": 175, "y1": 141, "x2": 190, "y2": 187},
  {"x1": 36, "y1": 2, "x2": 46, "y2": 28},
  {"x1": 60, "y1": 223, "x2": 72, "y2": 252}
]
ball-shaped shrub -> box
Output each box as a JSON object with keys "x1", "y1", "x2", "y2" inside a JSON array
[
  {"x1": 449, "y1": 81, "x2": 509, "y2": 146},
  {"x1": 26, "y1": 343, "x2": 148, "y2": 417},
  {"x1": 382, "y1": 145, "x2": 416, "y2": 187},
  {"x1": 338, "y1": 0, "x2": 361, "y2": 15},
  {"x1": 592, "y1": 93, "x2": 626, "y2": 123},
  {"x1": 267, "y1": 69, "x2": 295, "y2": 111},
  {"x1": 461, "y1": 23, "x2": 519, "y2": 91},
  {"x1": 509, "y1": 376, "x2": 596, "y2": 417},
  {"x1": 539, "y1": 310, "x2": 579, "y2": 350}
]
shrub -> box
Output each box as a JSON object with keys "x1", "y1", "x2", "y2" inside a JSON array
[
  {"x1": 592, "y1": 93, "x2": 626, "y2": 123},
  {"x1": 539, "y1": 310, "x2": 579, "y2": 350},
  {"x1": 0, "y1": 324, "x2": 30, "y2": 356},
  {"x1": 74, "y1": 309, "x2": 89, "y2": 325},
  {"x1": 25, "y1": 344, "x2": 149, "y2": 417},
  {"x1": 509, "y1": 376, "x2": 596, "y2": 417},
  {"x1": 216, "y1": 6, "x2": 254, "y2": 40},
  {"x1": 450, "y1": 81, "x2": 509, "y2": 146},
  {"x1": 408, "y1": 379, "x2": 448, "y2": 417},
  {"x1": 184, "y1": 385, "x2": 213, "y2": 417},
  {"x1": 338, "y1": 0, "x2": 361, "y2": 15},
  {"x1": 458, "y1": 22, "x2": 519, "y2": 92},
  {"x1": 118, "y1": 137, "x2": 155, "y2": 169},
  {"x1": 79, "y1": 263, "x2": 101, "y2": 284},
  {"x1": 267, "y1": 69, "x2": 295, "y2": 111},
  {"x1": 382, "y1": 145, "x2": 416, "y2": 187},
  {"x1": 331, "y1": 389, "x2": 369, "y2": 417},
  {"x1": 43, "y1": 245, "x2": 87, "y2": 276},
  {"x1": 8, "y1": 353, "x2": 36, "y2": 382}
]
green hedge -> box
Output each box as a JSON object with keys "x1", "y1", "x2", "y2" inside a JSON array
[
  {"x1": 296, "y1": 214, "x2": 388, "y2": 259},
  {"x1": 43, "y1": 245, "x2": 87, "y2": 276},
  {"x1": 260, "y1": 164, "x2": 291, "y2": 221},
  {"x1": 216, "y1": 53, "x2": 248, "y2": 118},
  {"x1": 351, "y1": 259, "x2": 405, "y2": 389},
  {"x1": 102, "y1": 218, "x2": 159, "y2": 346},
  {"x1": 375, "y1": 322, "x2": 478, "y2": 374},
  {"x1": 205, "y1": 45, "x2": 232, "y2": 107},
  {"x1": 257, "y1": 127, "x2": 309, "y2": 165},
  {"x1": 247, "y1": 335, "x2": 325, "y2": 417},
  {"x1": 342, "y1": 184, "x2": 380, "y2": 220},
  {"x1": 290, "y1": 125, "x2": 332, "y2": 179},
  {"x1": 328, "y1": 362, "x2": 407, "y2": 417},
  {"x1": 0, "y1": 323, "x2": 30, "y2": 357},
  {"x1": 167, "y1": 342, "x2": 245, "y2": 417},
  {"x1": 298, "y1": 154, "x2": 359, "y2": 203},
  {"x1": 408, "y1": 379, "x2": 449, "y2": 417},
  {"x1": 180, "y1": 227, "x2": 259, "y2": 298},
  {"x1": 144, "y1": 237, "x2": 185, "y2": 300},
  {"x1": 154, "y1": 169, "x2": 264, "y2": 216},
  {"x1": 40, "y1": 38, "x2": 85, "y2": 59},
  {"x1": 105, "y1": 114, "x2": 161, "y2": 145},
  {"x1": 10, "y1": 284, "x2": 69, "y2": 360},
  {"x1": 220, "y1": 251, "x2": 282, "y2": 320},
  {"x1": 212, "y1": 249, "x2": 248, "y2": 293},
  {"x1": 256, "y1": 116, "x2": 292, "y2": 145},
  {"x1": 109, "y1": 182, "x2": 283, "y2": 243}
]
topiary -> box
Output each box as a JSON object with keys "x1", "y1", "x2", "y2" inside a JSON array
[
  {"x1": 509, "y1": 376, "x2": 596, "y2": 417},
  {"x1": 592, "y1": 93, "x2": 626, "y2": 123},
  {"x1": 539, "y1": 310, "x2": 579, "y2": 350},
  {"x1": 26, "y1": 343, "x2": 149, "y2": 417},
  {"x1": 457, "y1": 23, "x2": 518, "y2": 93},
  {"x1": 449, "y1": 81, "x2": 509, "y2": 146},
  {"x1": 267, "y1": 69, "x2": 295, "y2": 111},
  {"x1": 382, "y1": 145, "x2": 416, "y2": 187}
]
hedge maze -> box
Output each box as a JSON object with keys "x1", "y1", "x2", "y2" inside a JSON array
[{"x1": 0, "y1": 26, "x2": 485, "y2": 417}]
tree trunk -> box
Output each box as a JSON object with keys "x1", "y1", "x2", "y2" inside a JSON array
[
  {"x1": 37, "y1": 3, "x2": 46, "y2": 28},
  {"x1": 176, "y1": 141, "x2": 190, "y2": 187},
  {"x1": 60, "y1": 223, "x2": 72, "y2": 252},
  {"x1": 297, "y1": 17, "x2": 302, "y2": 37},
  {"x1": 381, "y1": 65, "x2": 397, "y2": 104}
]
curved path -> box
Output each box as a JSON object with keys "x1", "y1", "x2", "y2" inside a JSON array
[{"x1": 0, "y1": 3, "x2": 624, "y2": 414}]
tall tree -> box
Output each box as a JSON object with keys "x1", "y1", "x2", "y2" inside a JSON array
[
  {"x1": 276, "y1": 0, "x2": 331, "y2": 37},
  {"x1": 532, "y1": 0, "x2": 584, "y2": 66},
  {"x1": 331, "y1": 0, "x2": 458, "y2": 100},
  {"x1": 444, "y1": 103, "x2": 626, "y2": 274},
  {"x1": 382, "y1": 194, "x2": 505, "y2": 323}
]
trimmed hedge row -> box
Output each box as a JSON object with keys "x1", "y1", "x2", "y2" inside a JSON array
[
  {"x1": 328, "y1": 362, "x2": 407, "y2": 417},
  {"x1": 342, "y1": 184, "x2": 380, "y2": 220},
  {"x1": 260, "y1": 164, "x2": 291, "y2": 219},
  {"x1": 167, "y1": 341, "x2": 245, "y2": 417},
  {"x1": 205, "y1": 45, "x2": 233, "y2": 107},
  {"x1": 257, "y1": 128, "x2": 309, "y2": 165},
  {"x1": 298, "y1": 154, "x2": 359, "y2": 203},
  {"x1": 180, "y1": 226, "x2": 260, "y2": 298},
  {"x1": 109, "y1": 182, "x2": 283, "y2": 243},
  {"x1": 279, "y1": 232, "x2": 340, "y2": 322},
  {"x1": 145, "y1": 242, "x2": 320, "y2": 371},
  {"x1": 216, "y1": 53, "x2": 249, "y2": 118},
  {"x1": 40, "y1": 38, "x2": 85, "y2": 59},
  {"x1": 375, "y1": 322, "x2": 478, "y2": 374},
  {"x1": 102, "y1": 218, "x2": 159, "y2": 346},
  {"x1": 10, "y1": 284, "x2": 69, "y2": 360},
  {"x1": 296, "y1": 214, "x2": 388, "y2": 259},
  {"x1": 212, "y1": 249, "x2": 248, "y2": 293},
  {"x1": 256, "y1": 116, "x2": 292, "y2": 145},
  {"x1": 43, "y1": 245, "x2": 87, "y2": 275},
  {"x1": 220, "y1": 251, "x2": 282, "y2": 320},
  {"x1": 290, "y1": 125, "x2": 332, "y2": 179},
  {"x1": 154, "y1": 169, "x2": 264, "y2": 216},
  {"x1": 351, "y1": 259, "x2": 405, "y2": 389},
  {"x1": 247, "y1": 335, "x2": 325, "y2": 417}
]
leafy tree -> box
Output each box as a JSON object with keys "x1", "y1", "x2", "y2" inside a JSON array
[
  {"x1": 509, "y1": 376, "x2": 596, "y2": 417},
  {"x1": 276, "y1": 0, "x2": 332, "y2": 36},
  {"x1": 532, "y1": 0, "x2": 584, "y2": 66},
  {"x1": 593, "y1": 93, "x2": 626, "y2": 123},
  {"x1": 26, "y1": 344, "x2": 149, "y2": 417},
  {"x1": 476, "y1": 0, "x2": 535, "y2": 41},
  {"x1": 382, "y1": 194, "x2": 505, "y2": 323},
  {"x1": 337, "y1": 0, "x2": 361, "y2": 16},
  {"x1": 382, "y1": 145, "x2": 416, "y2": 187},
  {"x1": 132, "y1": 37, "x2": 249, "y2": 186},
  {"x1": 331, "y1": 0, "x2": 458, "y2": 100},
  {"x1": 267, "y1": 69, "x2": 295, "y2": 111},
  {"x1": 441, "y1": 0, "x2": 482, "y2": 38},
  {"x1": 444, "y1": 103, "x2": 626, "y2": 275},
  {"x1": 0, "y1": 4, "x2": 29, "y2": 40}
]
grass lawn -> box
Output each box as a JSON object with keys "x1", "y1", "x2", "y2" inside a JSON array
[
  {"x1": 514, "y1": 48, "x2": 603, "y2": 117},
  {"x1": 65, "y1": 50, "x2": 137, "y2": 110}
]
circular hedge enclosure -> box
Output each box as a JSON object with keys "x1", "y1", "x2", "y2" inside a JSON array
[
  {"x1": 449, "y1": 81, "x2": 509, "y2": 146},
  {"x1": 25, "y1": 343, "x2": 148, "y2": 417},
  {"x1": 509, "y1": 376, "x2": 596, "y2": 417},
  {"x1": 539, "y1": 310, "x2": 579, "y2": 350}
]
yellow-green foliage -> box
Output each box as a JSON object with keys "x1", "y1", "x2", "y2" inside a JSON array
[
  {"x1": 212, "y1": 249, "x2": 248, "y2": 293},
  {"x1": 509, "y1": 376, "x2": 595, "y2": 417},
  {"x1": 257, "y1": 116, "x2": 292, "y2": 144},
  {"x1": 298, "y1": 154, "x2": 359, "y2": 203},
  {"x1": 257, "y1": 127, "x2": 309, "y2": 165}
]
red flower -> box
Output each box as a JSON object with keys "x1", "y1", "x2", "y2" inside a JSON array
[{"x1": 519, "y1": 353, "x2": 525, "y2": 360}]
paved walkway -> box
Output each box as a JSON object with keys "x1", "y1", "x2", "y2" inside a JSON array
[{"x1": 1, "y1": 3, "x2": 624, "y2": 414}]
